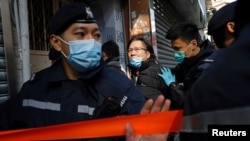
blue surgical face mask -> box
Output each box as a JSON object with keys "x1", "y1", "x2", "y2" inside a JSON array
[
  {"x1": 174, "y1": 51, "x2": 185, "y2": 63},
  {"x1": 174, "y1": 44, "x2": 191, "y2": 63},
  {"x1": 58, "y1": 37, "x2": 101, "y2": 73},
  {"x1": 129, "y1": 57, "x2": 143, "y2": 69}
]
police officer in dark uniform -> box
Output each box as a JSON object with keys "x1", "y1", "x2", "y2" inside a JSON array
[
  {"x1": 207, "y1": 1, "x2": 236, "y2": 49},
  {"x1": 0, "y1": 2, "x2": 145, "y2": 141},
  {"x1": 196, "y1": 1, "x2": 237, "y2": 78},
  {"x1": 158, "y1": 22, "x2": 215, "y2": 110},
  {"x1": 179, "y1": 0, "x2": 250, "y2": 140},
  {"x1": 157, "y1": 22, "x2": 214, "y2": 141}
]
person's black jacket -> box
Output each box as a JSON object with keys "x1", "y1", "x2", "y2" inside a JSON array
[
  {"x1": 128, "y1": 58, "x2": 169, "y2": 100},
  {"x1": 104, "y1": 57, "x2": 126, "y2": 75},
  {"x1": 0, "y1": 59, "x2": 145, "y2": 141},
  {"x1": 169, "y1": 39, "x2": 215, "y2": 109}
]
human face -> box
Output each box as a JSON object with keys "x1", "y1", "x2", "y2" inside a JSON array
[
  {"x1": 171, "y1": 38, "x2": 196, "y2": 58},
  {"x1": 128, "y1": 40, "x2": 150, "y2": 61},
  {"x1": 51, "y1": 23, "x2": 101, "y2": 55}
]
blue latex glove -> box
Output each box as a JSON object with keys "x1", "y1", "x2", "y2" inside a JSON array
[{"x1": 158, "y1": 67, "x2": 176, "y2": 86}]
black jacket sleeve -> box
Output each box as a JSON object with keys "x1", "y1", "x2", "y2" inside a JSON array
[{"x1": 168, "y1": 82, "x2": 186, "y2": 110}]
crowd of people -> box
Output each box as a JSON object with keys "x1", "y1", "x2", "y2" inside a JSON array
[{"x1": 0, "y1": 0, "x2": 248, "y2": 141}]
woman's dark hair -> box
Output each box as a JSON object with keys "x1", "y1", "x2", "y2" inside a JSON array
[{"x1": 127, "y1": 37, "x2": 155, "y2": 58}]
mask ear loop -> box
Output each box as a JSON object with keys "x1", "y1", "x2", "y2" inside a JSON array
[
  {"x1": 56, "y1": 36, "x2": 69, "y2": 58},
  {"x1": 56, "y1": 36, "x2": 69, "y2": 45},
  {"x1": 60, "y1": 50, "x2": 68, "y2": 58}
]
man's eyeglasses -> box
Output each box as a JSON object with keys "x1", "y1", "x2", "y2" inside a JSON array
[{"x1": 128, "y1": 48, "x2": 147, "y2": 53}]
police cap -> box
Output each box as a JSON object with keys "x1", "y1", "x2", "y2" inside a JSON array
[
  {"x1": 48, "y1": 2, "x2": 97, "y2": 35},
  {"x1": 207, "y1": 2, "x2": 236, "y2": 35}
]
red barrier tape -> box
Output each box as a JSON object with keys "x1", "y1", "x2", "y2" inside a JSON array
[{"x1": 0, "y1": 110, "x2": 183, "y2": 141}]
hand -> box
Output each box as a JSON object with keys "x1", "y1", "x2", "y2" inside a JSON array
[
  {"x1": 158, "y1": 67, "x2": 176, "y2": 86},
  {"x1": 125, "y1": 95, "x2": 171, "y2": 141}
]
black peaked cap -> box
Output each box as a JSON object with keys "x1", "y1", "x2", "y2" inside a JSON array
[
  {"x1": 208, "y1": 2, "x2": 236, "y2": 35},
  {"x1": 48, "y1": 2, "x2": 97, "y2": 35}
]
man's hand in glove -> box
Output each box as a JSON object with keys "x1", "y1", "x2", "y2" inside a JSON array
[{"x1": 158, "y1": 67, "x2": 176, "y2": 87}]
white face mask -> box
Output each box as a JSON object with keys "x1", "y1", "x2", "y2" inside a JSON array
[{"x1": 58, "y1": 36, "x2": 101, "y2": 72}]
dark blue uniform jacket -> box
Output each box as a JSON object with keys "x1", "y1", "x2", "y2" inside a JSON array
[
  {"x1": 169, "y1": 39, "x2": 215, "y2": 109},
  {"x1": 179, "y1": 23, "x2": 250, "y2": 141},
  {"x1": 0, "y1": 59, "x2": 145, "y2": 140}
]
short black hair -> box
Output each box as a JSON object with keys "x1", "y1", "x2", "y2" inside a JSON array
[
  {"x1": 127, "y1": 37, "x2": 155, "y2": 58},
  {"x1": 102, "y1": 40, "x2": 120, "y2": 58},
  {"x1": 165, "y1": 22, "x2": 202, "y2": 46}
]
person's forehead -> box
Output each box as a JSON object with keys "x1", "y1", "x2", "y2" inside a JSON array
[
  {"x1": 171, "y1": 38, "x2": 188, "y2": 46},
  {"x1": 171, "y1": 38, "x2": 189, "y2": 49},
  {"x1": 67, "y1": 23, "x2": 100, "y2": 31},
  {"x1": 129, "y1": 40, "x2": 145, "y2": 48}
]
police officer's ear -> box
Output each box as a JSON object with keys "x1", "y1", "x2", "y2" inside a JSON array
[
  {"x1": 102, "y1": 51, "x2": 108, "y2": 61},
  {"x1": 226, "y1": 21, "x2": 235, "y2": 34},
  {"x1": 189, "y1": 39, "x2": 198, "y2": 50},
  {"x1": 50, "y1": 34, "x2": 63, "y2": 52}
]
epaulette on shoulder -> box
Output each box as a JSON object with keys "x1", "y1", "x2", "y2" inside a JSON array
[
  {"x1": 198, "y1": 58, "x2": 214, "y2": 70},
  {"x1": 29, "y1": 72, "x2": 42, "y2": 82},
  {"x1": 30, "y1": 73, "x2": 36, "y2": 81},
  {"x1": 29, "y1": 69, "x2": 47, "y2": 82},
  {"x1": 203, "y1": 58, "x2": 214, "y2": 63}
]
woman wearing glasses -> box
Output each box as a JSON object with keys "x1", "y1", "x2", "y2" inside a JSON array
[{"x1": 127, "y1": 37, "x2": 169, "y2": 101}]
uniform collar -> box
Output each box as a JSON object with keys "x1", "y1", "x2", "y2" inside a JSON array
[{"x1": 42, "y1": 58, "x2": 105, "y2": 82}]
